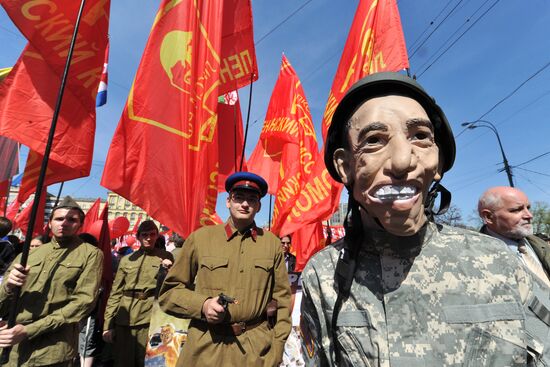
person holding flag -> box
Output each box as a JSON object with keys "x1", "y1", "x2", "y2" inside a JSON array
[
  {"x1": 300, "y1": 72, "x2": 550, "y2": 366},
  {"x1": 159, "y1": 172, "x2": 291, "y2": 366},
  {"x1": 0, "y1": 197, "x2": 103, "y2": 366}
]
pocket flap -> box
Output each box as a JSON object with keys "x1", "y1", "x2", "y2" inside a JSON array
[
  {"x1": 201, "y1": 256, "x2": 229, "y2": 270},
  {"x1": 336, "y1": 310, "x2": 370, "y2": 327},
  {"x1": 254, "y1": 259, "x2": 273, "y2": 271},
  {"x1": 443, "y1": 302, "x2": 524, "y2": 323}
]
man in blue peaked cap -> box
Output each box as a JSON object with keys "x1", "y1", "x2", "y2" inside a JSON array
[{"x1": 159, "y1": 172, "x2": 291, "y2": 366}]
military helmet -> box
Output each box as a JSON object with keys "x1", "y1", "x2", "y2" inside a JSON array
[{"x1": 324, "y1": 72, "x2": 456, "y2": 183}]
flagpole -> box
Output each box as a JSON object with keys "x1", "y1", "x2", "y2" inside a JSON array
[
  {"x1": 239, "y1": 73, "x2": 255, "y2": 170},
  {"x1": 1, "y1": 0, "x2": 88, "y2": 363},
  {"x1": 53, "y1": 182, "x2": 65, "y2": 207},
  {"x1": 233, "y1": 101, "x2": 238, "y2": 171}
]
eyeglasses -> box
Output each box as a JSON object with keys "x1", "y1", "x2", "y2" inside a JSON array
[{"x1": 230, "y1": 193, "x2": 260, "y2": 204}]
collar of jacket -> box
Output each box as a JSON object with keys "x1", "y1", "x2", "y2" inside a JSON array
[{"x1": 224, "y1": 221, "x2": 258, "y2": 242}]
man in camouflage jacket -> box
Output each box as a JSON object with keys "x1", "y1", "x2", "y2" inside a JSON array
[{"x1": 300, "y1": 72, "x2": 550, "y2": 366}]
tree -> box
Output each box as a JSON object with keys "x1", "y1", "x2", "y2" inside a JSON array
[
  {"x1": 435, "y1": 204, "x2": 464, "y2": 227},
  {"x1": 531, "y1": 201, "x2": 550, "y2": 235}
]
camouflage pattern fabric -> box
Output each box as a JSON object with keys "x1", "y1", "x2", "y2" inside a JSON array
[{"x1": 301, "y1": 222, "x2": 550, "y2": 366}]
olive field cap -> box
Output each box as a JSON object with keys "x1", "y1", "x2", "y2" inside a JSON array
[
  {"x1": 52, "y1": 195, "x2": 85, "y2": 218},
  {"x1": 225, "y1": 172, "x2": 268, "y2": 198},
  {"x1": 324, "y1": 72, "x2": 456, "y2": 183}
]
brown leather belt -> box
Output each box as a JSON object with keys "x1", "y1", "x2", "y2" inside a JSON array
[
  {"x1": 197, "y1": 315, "x2": 267, "y2": 336},
  {"x1": 122, "y1": 289, "x2": 155, "y2": 300}
]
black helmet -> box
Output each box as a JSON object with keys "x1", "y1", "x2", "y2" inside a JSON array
[{"x1": 324, "y1": 72, "x2": 456, "y2": 183}]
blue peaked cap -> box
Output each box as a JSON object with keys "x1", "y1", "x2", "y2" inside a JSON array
[{"x1": 225, "y1": 172, "x2": 268, "y2": 198}]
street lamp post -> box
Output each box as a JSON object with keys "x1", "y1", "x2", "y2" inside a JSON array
[{"x1": 461, "y1": 120, "x2": 515, "y2": 187}]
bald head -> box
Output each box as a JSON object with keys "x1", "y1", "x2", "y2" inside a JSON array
[{"x1": 478, "y1": 187, "x2": 533, "y2": 240}]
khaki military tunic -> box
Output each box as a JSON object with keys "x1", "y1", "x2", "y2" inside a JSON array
[
  {"x1": 159, "y1": 221, "x2": 292, "y2": 367},
  {"x1": 301, "y1": 223, "x2": 550, "y2": 366},
  {"x1": 0, "y1": 237, "x2": 103, "y2": 366},
  {"x1": 103, "y1": 247, "x2": 173, "y2": 366}
]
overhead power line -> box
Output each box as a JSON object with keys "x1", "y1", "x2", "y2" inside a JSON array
[
  {"x1": 415, "y1": 0, "x2": 491, "y2": 75},
  {"x1": 255, "y1": 0, "x2": 313, "y2": 46},
  {"x1": 407, "y1": 0, "x2": 455, "y2": 53},
  {"x1": 456, "y1": 59, "x2": 550, "y2": 138},
  {"x1": 515, "y1": 167, "x2": 550, "y2": 178},
  {"x1": 513, "y1": 151, "x2": 550, "y2": 168},
  {"x1": 409, "y1": 0, "x2": 465, "y2": 59},
  {"x1": 416, "y1": 0, "x2": 501, "y2": 78}
]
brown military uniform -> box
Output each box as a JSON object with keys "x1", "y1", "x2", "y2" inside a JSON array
[
  {"x1": 159, "y1": 221, "x2": 291, "y2": 367},
  {"x1": 103, "y1": 247, "x2": 173, "y2": 367},
  {"x1": 0, "y1": 237, "x2": 103, "y2": 366}
]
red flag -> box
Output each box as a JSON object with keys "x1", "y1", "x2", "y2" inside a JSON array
[
  {"x1": 0, "y1": 180, "x2": 8, "y2": 214},
  {"x1": 5, "y1": 199, "x2": 21, "y2": 221},
  {"x1": 101, "y1": 0, "x2": 238, "y2": 237},
  {"x1": 81, "y1": 198, "x2": 101, "y2": 234},
  {"x1": 247, "y1": 56, "x2": 319, "y2": 200},
  {"x1": 130, "y1": 213, "x2": 143, "y2": 234},
  {"x1": 320, "y1": 0, "x2": 409, "y2": 140},
  {"x1": 291, "y1": 222, "x2": 325, "y2": 272},
  {"x1": 96, "y1": 202, "x2": 113, "y2": 327},
  {"x1": 0, "y1": 135, "x2": 18, "y2": 182},
  {"x1": 0, "y1": 1, "x2": 110, "y2": 184},
  {"x1": 217, "y1": 91, "x2": 247, "y2": 191},
  {"x1": 13, "y1": 188, "x2": 47, "y2": 237},
  {"x1": 17, "y1": 150, "x2": 81, "y2": 204},
  {"x1": 282, "y1": 0, "x2": 409, "y2": 235},
  {"x1": 219, "y1": 0, "x2": 258, "y2": 94}
]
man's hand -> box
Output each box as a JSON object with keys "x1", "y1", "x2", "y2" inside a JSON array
[
  {"x1": 161, "y1": 259, "x2": 173, "y2": 269},
  {"x1": 102, "y1": 329, "x2": 115, "y2": 343},
  {"x1": 0, "y1": 321, "x2": 28, "y2": 347},
  {"x1": 5, "y1": 264, "x2": 30, "y2": 292},
  {"x1": 202, "y1": 297, "x2": 226, "y2": 324}
]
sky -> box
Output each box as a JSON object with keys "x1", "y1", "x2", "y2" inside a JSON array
[{"x1": 1, "y1": 0, "x2": 550, "y2": 228}]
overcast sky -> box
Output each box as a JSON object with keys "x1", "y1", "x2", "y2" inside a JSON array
[{"x1": 1, "y1": 0, "x2": 549, "y2": 228}]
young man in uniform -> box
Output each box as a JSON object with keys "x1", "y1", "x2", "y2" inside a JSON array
[
  {"x1": 159, "y1": 172, "x2": 291, "y2": 367},
  {"x1": 102, "y1": 220, "x2": 173, "y2": 367},
  {"x1": 301, "y1": 72, "x2": 550, "y2": 366},
  {"x1": 0, "y1": 197, "x2": 103, "y2": 366}
]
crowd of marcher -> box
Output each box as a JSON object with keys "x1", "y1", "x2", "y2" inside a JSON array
[{"x1": 1, "y1": 72, "x2": 550, "y2": 366}]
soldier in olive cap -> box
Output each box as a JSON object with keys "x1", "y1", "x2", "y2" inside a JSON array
[
  {"x1": 0, "y1": 196, "x2": 103, "y2": 366},
  {"x1": 300, "y1": 72, "x2": 550, "y2": 366}
]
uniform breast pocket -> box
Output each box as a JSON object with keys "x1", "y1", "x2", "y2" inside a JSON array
[
  {"x1": 443, "y1": 302, "x2": 528, "y2": 367},
  {"x1": 251, "y1": 258, "x2": 273, "y2": 290},
  {"x1": 199, "y1": 256, "x2": 229, "y2": 290},
  {"x1": 335, "y1": 310, "x2": 373, "y2": 366},
  {"x1": 58, "y1": 261, "x2": 84, "y2": 292}
]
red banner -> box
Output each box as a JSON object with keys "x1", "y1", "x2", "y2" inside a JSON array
[
  {"x1": 248, "y1": 56, "x2": 319, "y2": 203},
  {"x1": 0, "y1": 135, "x2": 18, "y2": 182},
  {"x1": 17, "y1": 150, "x2": 82, "y2": 204},
  {"x1": 292, "y1": 222, "x2": 325, "y2": 272},
  {"x1": 101, "y1": 0, "x2": 233, "y2": 238},
  {"x1": 282, "y1": 0, "x2": 409, "y2": 235},
  {"x1": 219, "y1": 0, "x2": 258, "y2": 94},
  {"x1": 13, "y1": 188, "x2": 47, "y2": 237},
  {"x1": 81, "y1": 198, "x2": 101, "y2": 234},
  {"x1": 0, "y1": 1, "x2": 110, "y2": 184},
  {"x1": 320, "y1": 0, "x2": 409, "y2": 140}
]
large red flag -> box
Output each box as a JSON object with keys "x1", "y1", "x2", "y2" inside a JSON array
[
  {"x1": 81, "y1": 198, "x2": 101, "y2": 234},
  {"x1": 5, "y1": 199, "x2": 21, "y2": 222},
  {"x1": 291, "y1": 222, "x2": 325, "y2": 272},
  {"x1": 17, "y1": 150, "x2": 82, "y2": 204},
  {"x1": 247, "y1": 55, "x2": 319, "y2": 201},
  {"x1": 0, "y1": 1, "x2": 110, "y2": 184},
  {"x1": 13, "y1": 188, "x2": 48, "y2": 237},
  {"x1": 282, "y1": 0, "x2": 409, "y2": 235},
  {"x1": 101, "y1": 0, "x2": 250, "y2": 237}
]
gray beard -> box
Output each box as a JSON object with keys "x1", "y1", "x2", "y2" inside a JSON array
[{"x1": 505, "y1": 225, "x2": 533, "y2": 240}]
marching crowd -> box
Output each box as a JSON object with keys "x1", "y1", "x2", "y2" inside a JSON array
[{"x1": 0, "y1": 72, "x2": 549, "y2": 367}]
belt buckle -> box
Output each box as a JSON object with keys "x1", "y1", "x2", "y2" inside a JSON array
[{"x1": 137, "y1": 292, "x2": 146, "y2": 300}]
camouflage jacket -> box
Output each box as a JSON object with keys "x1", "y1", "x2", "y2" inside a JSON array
[{"x1": 301, "y1": 222, "x2": 550, "y2": 366}]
